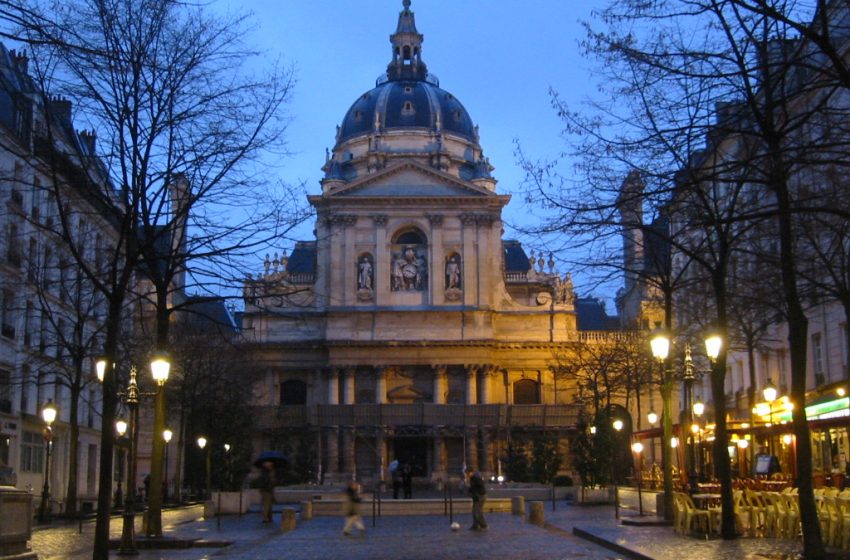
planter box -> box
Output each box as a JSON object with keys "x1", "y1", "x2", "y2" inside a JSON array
[
  {"x1": 575, "y1": 487, "x2": 612, "y2": 504},
  {"x1": 209, "y1": 491, "x2": 254, "y2": 514},
  {"x1": 0, "y1": 486, "x2": 35, "y2": 557}
]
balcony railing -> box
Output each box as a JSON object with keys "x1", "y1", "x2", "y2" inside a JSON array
[{"x1": 252, "y1": 403, "x2": 581, "y2": 431}]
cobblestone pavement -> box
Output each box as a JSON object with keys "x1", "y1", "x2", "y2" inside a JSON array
[
  {"x1": 30, "y1": 505, "x2": 622, "y2": 560},
  {"x1": 30, "y1": 493, "x2": 843, "y2": 560}
]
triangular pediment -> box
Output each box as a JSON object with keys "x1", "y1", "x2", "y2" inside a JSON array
[{"x1": 329, "y1": 161, "x2": 493, "y2": 198}]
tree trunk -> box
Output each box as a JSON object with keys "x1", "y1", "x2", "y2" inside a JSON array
[
  {"x1": 64, "y1": 384, "x2": 80, "y2": 516},
  {"x1": 773, "y1": 159, "x2": 825, "y2": 559}
]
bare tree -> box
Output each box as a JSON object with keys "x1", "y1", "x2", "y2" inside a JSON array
[{"x1": 8, "y1": 0, "x2": 308, "y2": 554}]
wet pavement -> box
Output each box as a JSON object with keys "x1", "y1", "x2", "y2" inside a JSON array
[{"x1": 28, "y1": 489, "x2": 838, "y2": 559}]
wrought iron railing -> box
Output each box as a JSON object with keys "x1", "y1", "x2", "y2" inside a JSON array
[{"x1": 251, "y1": 403, "x2": 581, "y2": 430}]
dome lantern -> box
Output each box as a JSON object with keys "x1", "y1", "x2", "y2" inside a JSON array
[{"x1": 387, "y1": 0, "x2": 427, "y2": 82}]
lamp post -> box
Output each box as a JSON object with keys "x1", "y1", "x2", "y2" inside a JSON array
[
  {"x1": 145, "y1": 352, "x2": 171, "y2": 538},
  {"x1": 162, "y1": 429, "x2": 173, "y2": 504},
  {"x1": 632, "y1": 441, "x2": 645, "y2": 516},
  {"x1": 97, "y1": 355, "x2": 166, "y2": 554},
  {"x1": 649, "y1": 326, "x2": 675, "y2": 520},
  {"x1": 612, "y1": 418, "x2": 623, "y2": 519},
  {"x1": 38, "y1": 399, "x2": 58, "y2": 523},
  {"x1": 692, "y1": 398, "x2": 705, "y2": 481},
  {"x1": 115, "y1": 419, "x2": 128, "y2": 509},
  {"x1": 197, "y1": 436, "x2": 211, "y2": 500}
]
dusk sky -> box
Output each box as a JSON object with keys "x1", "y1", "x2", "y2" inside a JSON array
[{"x1": 219, "y1": 0, "x2": 615, "y2": 303}]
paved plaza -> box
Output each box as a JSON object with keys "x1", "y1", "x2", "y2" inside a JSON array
[{"x1": 29, "y1": 491, "x2": 837, "y2": 560}]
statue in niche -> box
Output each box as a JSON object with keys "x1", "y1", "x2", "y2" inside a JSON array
[
  {"x1": 391, "y1": 244, "x2": 427, "y2": 291},
  {"x1": 445, "y1": 254, "x2": 461, "y2": 290},
  {"x1": 357, "y1": 255, "x2": 374, "y2": 291}
]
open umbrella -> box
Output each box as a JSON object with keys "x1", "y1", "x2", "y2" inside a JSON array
[{"x1": 253, "y1": 450, "x2": 287, "y2": 468}]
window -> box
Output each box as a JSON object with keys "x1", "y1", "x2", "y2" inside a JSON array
[
  {"x1": 20, "y1": 430, "x2": 44, "y2": 473},
  {"x1": 1, "y1": 290, "x2": 15, "y2": 339},
  {"x1": 0, "y1": 369, "x2": 10, "y2": 413},
  {"x1": 27, "y1": 238, "x2": 37, "y2": 283},
  {"x1": 280, "y1": 380, "x2": 307, "y2": 405},
  {"x1": 812, "y1": 333, "x2": 824, "y2": 378},
  {"x1": 20, "y1": 366, "x2": 29, "y2": 413},
  {"x1": 513, "y1": 378, "x2": 540, "y2": 405},
  {"x1": 23, "y1": 301, "x2": 32, "y2": 346},
  {"x1": 7, "y1": 222, "x2": 20, "y2": 266}
]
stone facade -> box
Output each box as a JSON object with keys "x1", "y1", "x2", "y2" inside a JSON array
[{"x1": 241, "y1": 1, "x2": 589, "y2": 483}]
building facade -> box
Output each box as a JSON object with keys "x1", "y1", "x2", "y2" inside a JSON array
[
  {"x1": 0, "y1": 45, "x2": 112, "y2": 512},
  {"x1": 241, "y1": 2, "x2": 594, "y2": 484}
]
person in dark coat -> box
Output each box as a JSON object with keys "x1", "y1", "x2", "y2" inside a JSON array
[
  {"x1": 342, "y1": 481, "x2": 366, "y2": 536},
  {"x1": 391, "y1": 461, "x2": 402, "y2": 499},
  {"x1": 466, "y1": 468, "x2": 488, "y2": 531},
  {"x1": 401, "y1": 463, "x2": 413, "y2": 499},
  {"x1": 257, "y1": 461, "x2": 276, "y2": 523}
]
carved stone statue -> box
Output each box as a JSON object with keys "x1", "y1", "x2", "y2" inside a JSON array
[
  {"x1": 445, "y1": 254, "x2": 461, "y2": 290},
  {"x1": 357, "y1": 255, "x2": 374, "y2": 291}
]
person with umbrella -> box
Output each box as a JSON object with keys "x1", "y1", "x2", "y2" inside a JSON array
[
  {"x1": 389, "y1": 459, "x2": 401, "y2": 499},
  {"x1": 253, "y1": 451, "x2": 285, "y2": 523}
]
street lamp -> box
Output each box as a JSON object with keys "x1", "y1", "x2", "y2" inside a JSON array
[
  {"x1": 647, "y1": 410, "x2": 658, "y2": 426},
  {"x1": 163, "y1": 429, "x2": 173, "y2": 504},
  {"x1": 649, "y1": 324, "x2": 674, "y2": 521},
  {"x1": 612, "y1": 417, "x2": 623, "y2": 519},
  {"x1": 763, "y1": 379, "x2": 778, "y2": 404},
  {"x1": 115, "y1": 419, "x2": 128, "y2": 509},
  {"x1": 96, "y1": 355, "x2": 165, "y2": 554},
  {"x1": 38, "y1": 399, "x2": 58, "y2": 523},
  {"x1": 632, "y1": 441, "x2": 645, "y2": 516},
  {"x1": 146, "y1": 351, "x2": 170, "y2": 538},
  {"x1": 197, "y1": 436, "x2": 211, "y2": 500}
]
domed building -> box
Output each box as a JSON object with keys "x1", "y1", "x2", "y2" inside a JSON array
[{"x1": 241, "y1": 1, "x2": 594, "y2": 484}]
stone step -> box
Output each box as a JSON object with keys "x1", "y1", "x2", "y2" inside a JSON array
[{"x1": 310, "y1": 497, "x2": 513, "y2": 517}]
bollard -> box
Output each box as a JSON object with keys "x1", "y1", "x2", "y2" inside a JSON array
[
  {"x1": 511, "y1": 496, "x2": 525, "y2": 517},
  {"x1": 528, "y1": 501, "x2": 545, "y2": 527},
  {"x1": 280, "y1": 507, "x2": 297, "y2": 532},
  {"x1": 300, "y1": 500, "x2": 313, "y2": 521}
]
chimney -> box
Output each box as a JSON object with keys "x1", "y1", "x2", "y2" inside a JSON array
[
  {"x1": 79, "y1": 129, "x2": 97, "y2": 153},
  {"x1": 48, "y1": 96, "x2": 72, "y2": 126},
  {"x1": 9, "y1": 49, "x2": 28, "y2": 75}
]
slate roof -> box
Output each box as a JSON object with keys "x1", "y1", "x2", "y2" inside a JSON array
[{"x1": 575, "y1": 297, "x2": 620, "y2": 331}]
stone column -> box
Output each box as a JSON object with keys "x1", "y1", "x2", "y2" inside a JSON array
[
  {"x1": 326, "y1": 368, "x2": 341, "y2": 475},
  {"x1": 479, "y1": 365, "x2": 493, "y2": 404},
  {"x1": 342, "y1": 430, "x2": 356, "y2": 478},
  {"x1": 465, "y1": 430, "x2": 478, "y2": 472},
  {"x1": 432, "y1": 436, "x2": 447, "y2": 479},
  {"x1": 465, "y1": 365, "x2": 478, "y2": 405},
  {"x1": 480, "y1": 430, "x2": 492, "y2": 474},
  {"x1": 375, "y1": 367, "x2": 388, "y2": 404},
  {"x1": 328, "y1": 368, "x2": 340, "y2": 404},
  {"x1": 343, "y1": 367, "x2": 356, "y2": 405},
  {"x1": 325, "y1": 430, "x2": 340, "y2": 475},
  {"x1": 432, "y1": 365, "x2": 447, "y2": 404}
]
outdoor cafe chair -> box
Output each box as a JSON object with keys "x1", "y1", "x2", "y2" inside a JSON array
[
  {"x1": 744, "y1": 489, "x2": 769, "y2": 537},
  {"x1": 674, "y1": 491, "x2": 712, "y2": 537},
  {"x1": 780, "y1": 492, "x2": 800, "y2": 539}
]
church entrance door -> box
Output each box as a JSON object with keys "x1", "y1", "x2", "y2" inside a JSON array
[{"x1": 393, "y1": 436, "x2": 429, "y2": 476}]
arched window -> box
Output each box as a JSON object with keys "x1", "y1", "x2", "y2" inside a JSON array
[
  {"x1": 513, "y1": 378, "x2": 539, "y2": 405},
  {"x1": 390, "y1": 229, "x2": 428, "y2": 292},
  {"x1": 280, "y1": 379, "x2": 307, "y2": 405}
]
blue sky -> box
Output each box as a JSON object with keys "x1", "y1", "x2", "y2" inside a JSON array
[{"x1": 219, "y1": 0, "x2": 616, "y2": 304}]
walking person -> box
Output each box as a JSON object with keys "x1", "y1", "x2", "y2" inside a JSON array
[
  {"x1": 390, "y1": 460, "x2": 401, "y2": 499},
  {"x1": 466, "y1": 468, "x2": 488, "y2": 531},
  {"x1": 257, "y1": 461, "x2": 276, "y2": 523},
  {"x1": 342, "y1": 481, "x2": 366, "y2": 536},
  {"x1": 402, "y1": 462, "x2": 413, "y2": 499}
]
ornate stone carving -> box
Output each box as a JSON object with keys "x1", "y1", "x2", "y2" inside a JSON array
[
  {"x1": 426, "y1": 214, "x2": 443, "y2": 226},
  {"x1": 372, "y1": 214, "x2": 388, "y2": 226}
]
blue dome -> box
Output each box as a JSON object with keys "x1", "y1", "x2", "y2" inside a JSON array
[{"x1": 338, "y1": 79, "x2": 476, "y2": 144}]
